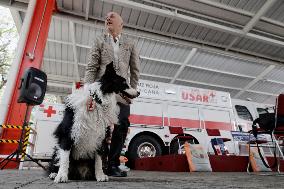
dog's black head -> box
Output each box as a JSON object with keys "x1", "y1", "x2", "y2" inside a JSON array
[{"x1": 99, "y1": 62, "x2": 130, "y2": 94}]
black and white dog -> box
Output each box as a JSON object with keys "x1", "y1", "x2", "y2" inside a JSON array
[{"x1": 48, "y1": 62, "x2": 139, "y2": 183}]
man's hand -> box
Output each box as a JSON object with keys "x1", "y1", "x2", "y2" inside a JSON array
[
  {"x1": 116, "y1": 90, "x2": 139, "y2": 105},
  {"x1": 120, "y1": 94, "x2": 133, "y2": 104},
  {"x1": 116, "y1": 94, "x2": 132, "y2": 104}
]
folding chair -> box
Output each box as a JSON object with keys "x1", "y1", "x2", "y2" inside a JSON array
[
  {"x1": 272, "y1": 93, "x2": 284, "y2": 172},
  {"x1": 247, "y1": 93, "x2": 284, "y2": 174}
]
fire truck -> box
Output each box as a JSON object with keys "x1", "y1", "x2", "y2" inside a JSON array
[{"x1": 30, "y1": 80, "x2": 273, "y2": 162}]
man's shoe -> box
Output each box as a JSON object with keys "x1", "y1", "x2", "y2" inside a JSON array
[
  {"x1": 119, "y1": 164, "x2": 130, "y2": 172},
  {"x1": 107, "y1": 166, "x2": 127, "y2": 177}
]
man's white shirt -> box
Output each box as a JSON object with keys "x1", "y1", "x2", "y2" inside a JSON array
[{"x1": 109, "y1": 34, "x2": 120, "y2": 70}]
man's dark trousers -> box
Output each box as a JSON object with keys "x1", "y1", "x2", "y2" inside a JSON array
[{"x1": 108, "y1": 102, "x2": 130, "y2": 173}]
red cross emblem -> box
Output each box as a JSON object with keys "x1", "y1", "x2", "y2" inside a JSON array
[{"x1": 44, "y1": 106, "x2": 56, "y2": 117}]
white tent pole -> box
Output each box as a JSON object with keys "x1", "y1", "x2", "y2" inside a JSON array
[{"x1": 0, "y1": 0, "x2": 37, "y2": 127}]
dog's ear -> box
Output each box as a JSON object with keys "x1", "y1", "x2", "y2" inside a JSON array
[{"x1": 105, "y1": 62, "x2": 116, "y2": 75}]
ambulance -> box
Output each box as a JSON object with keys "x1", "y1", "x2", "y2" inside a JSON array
[
  {"x1": 123, "y1": 80, "x2": 273, "y2": 162},
  {"x1": 30, "y1": 80, "x2": 274, "y2": 162}
]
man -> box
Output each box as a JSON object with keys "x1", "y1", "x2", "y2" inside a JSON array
[{"x1": 84, "y1": 12, "x2": 140, "y2": 177}]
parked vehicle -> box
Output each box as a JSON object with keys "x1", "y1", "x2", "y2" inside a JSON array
[
  {"x1": 125, "y1": 80, "x2": 235, "y2": 162},
  {"x1": 232, "y1": 99, "x2": 273, "y2": 132}
]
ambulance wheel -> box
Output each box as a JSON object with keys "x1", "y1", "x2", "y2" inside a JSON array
[{"x1": 128, "y1": 135, "x2": 162, "y2": 160}]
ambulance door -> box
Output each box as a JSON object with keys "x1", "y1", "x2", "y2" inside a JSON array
[
  {"x1": 128, "y1": 99, "x2": 165, "y2": 160},
  {"x1": 200, "y1": 107, "x2": 234, "y2": 131},
  {"x1": 167, "y1": 103, "x2": 201, "y2": 129},
  {"x1": 200, "y1": 107, "x2": 235, "y2": 154},
  {"x1": 130, "y1": 99, "x2": 164, "y2": 127}
]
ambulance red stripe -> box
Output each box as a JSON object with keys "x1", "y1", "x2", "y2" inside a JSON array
[{"x1": 129, "y1": 114, "x2": 233, "y2": 131}]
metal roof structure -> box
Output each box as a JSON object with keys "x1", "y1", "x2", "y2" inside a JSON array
[{"x1": 1, "y1": 0, "x2": 284, "y2": 104}]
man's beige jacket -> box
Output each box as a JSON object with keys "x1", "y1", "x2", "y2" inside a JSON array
[{"x1": 84, "y1": 33, "x2": 140, "y2": 89}]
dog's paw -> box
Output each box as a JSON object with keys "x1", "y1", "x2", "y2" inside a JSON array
[
  {"x1": 49, "y1": 173, "x2": 57, "y2": 180},
  {"x1": 96, "y1": 173, "x2": 109, "y2": 182},
  {"x1": 54, "y1": 173, "x2": 68, "y2": 183}
]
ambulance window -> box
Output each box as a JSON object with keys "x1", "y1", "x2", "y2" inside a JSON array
[
  {"x1": 235, "y1": 105, "x2": 253, "y2": 121},
  {"x1": 257, "y1": 108, "x2": 269, "y2": 115}
]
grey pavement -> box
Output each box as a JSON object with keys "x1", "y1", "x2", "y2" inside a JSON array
[{"x1": 0, "y1": 169, "x2": 283, "y2": 189}]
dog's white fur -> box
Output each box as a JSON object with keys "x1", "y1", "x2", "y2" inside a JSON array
[
  {"x1": 67, "y1": 83, "x2": 119, "y2": 160},
  {"x1": 54, "y1": 149, "x2": 70, "y2": 183},
  {"x1": 53, "y1": 82, "x2": 119, "y2": 183}
]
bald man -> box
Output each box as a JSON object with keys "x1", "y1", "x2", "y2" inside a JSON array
[{"x1": 84, "y1": 12, "x2": 140, "y2": 177}]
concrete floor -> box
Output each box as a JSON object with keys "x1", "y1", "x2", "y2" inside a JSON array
[{"x1": 0, "y1": 169, "x2": 283, "y2": 189}]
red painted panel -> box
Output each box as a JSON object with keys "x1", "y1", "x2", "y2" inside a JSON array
[
  {"x1": 0, "y1": 143, "x2": 18, "y2": 156},
  {"x1": 134, "y1": 155, "x2": 284, "y2": 172},
  {"x1": 0, "y1": 158, "x2": 19, "y2": 169},
  {"x1": 267, "y1": 157, "x2": 284, "y2": 172},
  {"x1": 209, "y1": 155, "x2": 249, "y2": 172},
  {"x1": 169, "y1": 126, "x2": 184, "y2": 134},
  {"x1": 206, "y1": 129, "x2": 221, "y2": 136},
  {"x1": 134, "y1": 155, "x2": 189, "y2": 172}
]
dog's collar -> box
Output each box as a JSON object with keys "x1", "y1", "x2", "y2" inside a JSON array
[{"x1": 89, "y1": 90, "x2": 102, "y2": 104}]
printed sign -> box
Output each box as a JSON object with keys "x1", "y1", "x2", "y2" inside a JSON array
[
  {"x1": 137, "y1": 80, "x2": 231, "y2": 108},
  {"x1": 184, "y1": 142, "x2": 212, "y2": 172},
  {"x1": 178, "y1": 87, "x2": 230, "y2": 107},
  {"x1": 137, "y1": 81, "x2": 163, "y2": 98},
  {"x1": 231, "y1": 131, "x2": 267, "y2": 142},
  {"x1": 180, "y1": 89, "x2": 217, "y2": 104},
  {"x1": 248, "y1": 146, "x2": 271, "y2": 172}
]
